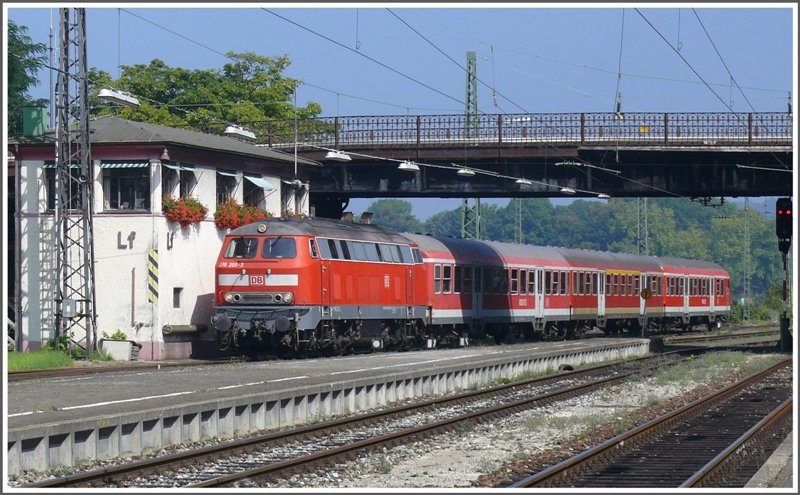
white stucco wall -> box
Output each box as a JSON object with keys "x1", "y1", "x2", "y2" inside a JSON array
[{"x1": 17, "y1": 158, "x2": 296, "y2": 359}]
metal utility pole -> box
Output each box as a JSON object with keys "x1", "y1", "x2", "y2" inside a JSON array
[
  {"x1": 514, "y1": 198, "x2": 523, "y2": 244},
  {"x1": 742, "y1": 198, "x2": 751, "y2": 322},
  {"x1": 53, "y1": 7, "x2": 98, "y2": 355},
  {"x1": 461, "y1": 198, "x2": 482, "y2": 240},
  {"x1": 461, "y1": 51, "x2": 482, "y2": 239},
  {"x1": 636, "y1": 197, "x2": 649, "y2": 255}
]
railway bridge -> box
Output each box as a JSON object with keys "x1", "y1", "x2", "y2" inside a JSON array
[{"x1": 261, "y1": 111, "x2": 793, "y2": 217}]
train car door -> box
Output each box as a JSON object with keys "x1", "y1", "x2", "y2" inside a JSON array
[
  {"x1": 597, "y1": 271, "x2": 606, "y2": 321},
  {"x1": 534, "y1": 267, "x2": 544, "y2": 320},
  {"x1": 639, "y1": 274, "x2": 648, "y2": 317},
  {"x1": 472, "y1": 266, "x2": 482, "y2": 321},
  {"x1": 682, "y1": 276, "x2": 690, "y2": 316}
]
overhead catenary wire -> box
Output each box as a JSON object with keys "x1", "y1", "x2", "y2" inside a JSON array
[
  {"x1": 262, "y1": 8, "x2": 467, "y2": 109},
  {"x1": 635, "y1": 8, "x2": 788, "y2": 169},
  {"x1": 118, "y1": 8, "x2": 453, "y2": 115},
  {"x1": 405, "y1": 9, "x2": 786, "y2": 96}
]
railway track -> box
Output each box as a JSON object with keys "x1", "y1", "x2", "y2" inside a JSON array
[
  {"x1": 506, "y1": 358, "x2": 792, "y2": 488},
  {"x1": 663, "y1": 328, "x2": 779, "y2": 345},
  {"x1": 24, "y1": 351, "x2": 694, "y2": 489}
]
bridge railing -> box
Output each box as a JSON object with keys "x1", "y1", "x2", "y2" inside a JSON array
[{"x1": 264, "y1": 112, "x2": 792, "y2": 148}]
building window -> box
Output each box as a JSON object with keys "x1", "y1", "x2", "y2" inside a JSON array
[
  {"x1": 44, "y1": 164, "x2": 82, "y2": 211},
  {"x1": 173, "y1": 287, "x2": 183, "y2": 308},
  {"x1": 101, "y1": 162, "x2": 150, "y2": 211},
  {"x1": 179, "y1": 166, "x2": 197, "y2": 198},
  {"x1": 217, "y1": 170, "x2": 237, "y2": 204},
  {"x1": 243, "y1": 174, "x2": 271, "y2": 208}
]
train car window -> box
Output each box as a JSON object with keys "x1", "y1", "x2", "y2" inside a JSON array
[
  {"x1": 511, "y1": 269, "x2": 519, "y2": 295},
  {"x1": 468, "y1": 266, "x2": 476, "y2": 294},
  {"x1": 491, "y1": 269, "x2": 502, "y2": 294},
  {"x1": 545, "y1": 271, "x2": 552, "y2": 295},
  {"x1": 262, "y1": 237, "x2": 297, "y2": 259},
  {"x1": 628, "y1": 275, "x2": 634, "y2": 296},
  {"x1": 634, "y1": 276, "x2": 640, "y2": 295},
  {"x1": 520, "y1": 270, "x2": 527, "y2": 295},
  {"x1": 502, "y1": 269, "x2": 510, "y2": 294},
  {"x1": 454, "y1": 266, "x2": 462, "y2": 294},
  {"x1": 563, "y1": 271, "x2": 568, "y2": 295},
  {"x1": 224, "y1": 237, "x2": 259, "y2": 259},
  {"x1": 363, "y1": 242, "x2": 380, "y2": 262},
  {"x1": 528, "y1": 272, "x2": 536, "y2": 295},
  {"x1": 309, "y1": 239, "x2": 318, "y2": 259},
  {"x1": 592, "y1": 272, "x2": 598, "y2": 295},
  {"x1": 328, "y1": 239, "x2": 340, "y2": 259},
  {"x1": 443, "y1": 265, "x2": 453, "y2": 293},
  {"x1": 573, "y1": 272, "x2": 579, "y2": 295},
  {"x1": 612, "y1": 274, "x2": 618, "y2": 296},
  {"x1": 317, "y1": 238, "x2": 331, "y2": 258},
  {"x1": 463, "y1": 266, "x2": 473, "y2": 294},
  {"x1": 339, "y1": 240, "x2": 352, "y2": 260},
  {"x1": 483, "y1": 268, "x2": 492, "y2": 293},
  {"x1": 434, "y1": 264, "x2": 442, "y2": 293},
  {"x1": 378, "y1": 244, "x2": 394, "y2": 263},
  {"x1": 605, "y1": 274, "x2": 611, "y2": 295},
  {"x1": 352, "y1": 241, "x2": 367, "y2": 261},
  {"x1": 412, "y1": 247, "x2": 423, "y2": 263},
  {"x1": 399, "y1": 245, "x2": 414, "y2": 264}
]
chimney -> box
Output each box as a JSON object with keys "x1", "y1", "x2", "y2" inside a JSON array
[
  {"x1": 360, "y1": 212, "x2": 374, "y2": 224},
  {"x1": 341, "y1": 211, "x2": 354, "y2": 222}
]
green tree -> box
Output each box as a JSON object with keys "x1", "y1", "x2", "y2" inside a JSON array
[
  {"x1": 361, "y1": 199, "x2": 423, "y2": 233},
  {"x1": 89, "y1": 52, "x2": 324, "y2": 140},
  {"x1": 7, "y1": 20, "x2": 48, "y2": 135}
]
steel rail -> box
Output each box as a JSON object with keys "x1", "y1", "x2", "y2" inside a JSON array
[
  {"x1": 680, "y1": 398, "x2": 793, "y2": 488},
  {"x1": 508, "y1": 357, "x2": 791, "y2": 488},
  {"x1": 186, "y1": 364, "x2": 647, "y2": 487},
  {"x1": 29, "y1": 350, "x2": 683, "y2": 488}
]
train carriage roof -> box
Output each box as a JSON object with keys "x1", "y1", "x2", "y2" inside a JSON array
[
  {"x1": 229, "y1": 217, "x2": 414, "y2": 245},
  {"x1": 403, "y1": 233, "x2": 568, "y2": 266},
  {"x1": 658, "y1": 256, "x2": 729, "y2": 275},
  {"x1": 558, "y1": 248, "x2": 664, "y2": 272}
]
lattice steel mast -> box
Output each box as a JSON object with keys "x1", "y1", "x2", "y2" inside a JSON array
[
  {"x1": 461, "y1": 51, "x2": 481, "y2": 240},
  {"x1": 742, "y1": 198, "x2": 751, "y2": 321},
  {"x1": 53, "y1": 8, "x2": 98, "y2": 354}
]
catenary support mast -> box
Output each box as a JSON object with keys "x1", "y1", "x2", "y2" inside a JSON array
[{"x1": 53, "y1": 8, "x2": 98, "y2": 354}]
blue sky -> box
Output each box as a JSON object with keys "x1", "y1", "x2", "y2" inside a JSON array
[{"x1": 6, "y1": 3, "x2": 796, "y2": 219}]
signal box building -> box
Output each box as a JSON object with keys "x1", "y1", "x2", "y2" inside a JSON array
[{"x1": 9, "y1": 116, "x2": 319, "y2": 359}]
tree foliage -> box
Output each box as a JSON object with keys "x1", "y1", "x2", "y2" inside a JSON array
[
  {"x1": 88, "y1": 52, "x2": 324, "y2": 140},
  {"x1": 354, "y1": 197, "x2": 784, "y2": 307},
  {"x1": 8, "y1": 20, "x2": 48, "y2": 135}
]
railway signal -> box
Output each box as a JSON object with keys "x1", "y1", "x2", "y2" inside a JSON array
[{"x1": 776, "y1": 197, "x2": 792, "y2": 254}]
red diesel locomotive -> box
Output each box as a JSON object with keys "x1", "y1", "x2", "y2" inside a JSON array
[{"x1": 211, "y1": 217, "x2": 730, "y2": 354}]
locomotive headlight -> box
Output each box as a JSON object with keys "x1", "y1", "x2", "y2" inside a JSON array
[
  {"x1": 283, "y1": 292, "x2": 294, "y2": 304},
  {"x1": 224, "y1": 293, "x2": 234, "y2": 303}
]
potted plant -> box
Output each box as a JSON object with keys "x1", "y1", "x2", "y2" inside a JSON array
[
  {"x1": 162, "y1": 195, "x2": 208, "y2": 228},
  {"x1": 214, "y1": 198, "x2": 272, "y2": 230}
]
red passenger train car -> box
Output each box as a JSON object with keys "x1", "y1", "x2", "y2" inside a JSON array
[{"x1": 211, "y1": 217, "x2": 730, "y2": 355}]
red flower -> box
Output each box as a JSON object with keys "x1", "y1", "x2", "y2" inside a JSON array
[
  {"x1": 162, "y1": 195, "x2": 208, "y2": 228},
  {"x1": 214, "y1": 199, "x2": 272, "y2": 230}
]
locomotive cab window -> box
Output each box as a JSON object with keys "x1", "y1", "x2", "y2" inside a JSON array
[
  {"x1": 262, "y1": 237, "x2": 296, "y2": 259},
  {"x1": 412, "y1": 248, "x2": 423, "y2": 263},
  {"x1": 225, "y1": 237, "x2": 259, "y2": 259}
]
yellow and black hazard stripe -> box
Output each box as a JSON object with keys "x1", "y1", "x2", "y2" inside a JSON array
[{"x1": 147, "y1": 249, "x2": 158, "y2": 303}]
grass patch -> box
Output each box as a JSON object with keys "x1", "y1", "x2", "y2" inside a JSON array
[
  {"x1": 652, "y1": 351, "x2": 783, "y2": 387},
  {"x1": 8, "y1": 349, "x2": 74, "y2": 372}
]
